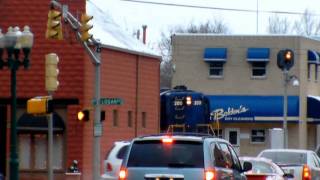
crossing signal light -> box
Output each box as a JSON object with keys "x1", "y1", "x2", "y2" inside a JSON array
[
  {"x1": 45, "y1": 53, "x2": 59, "y2": 92},
  {"x1": 27, "y1": 96, "x2": 53, "y2": 114},
  {"x1": 80, "y1": 14, "x2": 93, "y2": 42},
  {"x1": 277, "y1": 49, "x2": 294, "y2": 71},
  {"x1": 78, "y1": 110, "x2": 89, "y2": 121},
  {"x1": 46, "y1": 10, "x2": 63, "y2": 40}
]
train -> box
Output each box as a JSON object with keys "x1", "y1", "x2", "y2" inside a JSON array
[{"x1": 160, "y1": 85, "x2": 218, "y2": 134}]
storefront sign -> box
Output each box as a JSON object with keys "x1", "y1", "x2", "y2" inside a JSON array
[{"x1": 211, "y1": 105, "x2": 250, "y2": 121}]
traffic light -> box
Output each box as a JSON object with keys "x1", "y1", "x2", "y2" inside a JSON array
[
  {"x1": 80, "y1": 14, "x2": 93, "y2": 42},
  {"x1": 77, "y1": 110, "x2": 89, "y2": 121},
  {"x1": 45, "y1": 53, "x2": 59, "y2": 92},
  {"x1": 46, "y1": 9, "x2": 63, "y2": 40},
  {"x1": 27, "y1": 96, "x2": 53, "y2": 114},
  {"x1": 277, "y1": 49, "x2": 294, "y2": 71}
]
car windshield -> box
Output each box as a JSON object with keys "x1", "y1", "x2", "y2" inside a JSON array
[
  {"x1": 127, "y1": 140, "x2": 204, "y2": 168},
  {"x1": 260, "y1": 152, "x2": 307, "y2": 165}
]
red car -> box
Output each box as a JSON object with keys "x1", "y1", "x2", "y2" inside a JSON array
[{"x1": 240, "y1": 157, "x2": 294, "y2": 180}]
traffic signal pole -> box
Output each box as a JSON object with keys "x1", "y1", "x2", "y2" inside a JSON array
[
  {"x1": 50, "y1": 1, "x2": 102, "y2": 179},
  {"x1": 283, "y1": 70, "x2": 289, "y2": 149}
]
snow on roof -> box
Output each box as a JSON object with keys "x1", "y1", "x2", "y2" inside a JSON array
[{"x1": 86, "y1": 0, "x2": 160, "y2": 59}]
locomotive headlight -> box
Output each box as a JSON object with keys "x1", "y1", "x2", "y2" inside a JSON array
[{"x1": 186, "y1": 96, "x2": 192, "y2": 106}]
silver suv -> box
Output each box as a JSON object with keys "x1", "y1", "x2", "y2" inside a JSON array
[{"x1": 119, "y1": 133, "x2": 252, "y2": 180}]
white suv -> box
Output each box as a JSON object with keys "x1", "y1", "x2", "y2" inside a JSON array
[
  {"x1": 119, "y1": 133, "x2": 252, "y2": 180},
  {"x1": 101, "y1": 141, "x2": 130, "y2": 180}
]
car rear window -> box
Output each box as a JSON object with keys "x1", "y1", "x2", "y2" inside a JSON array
[
  {"x1": 117, "y1": 145, "x2": 129, "y2": 159},
  {"x1": 127, "y1": 140, "x2": 204, "y2": 168},
  {"x1": 260, "y1": 151, "x2": 307, "y2": 165}
]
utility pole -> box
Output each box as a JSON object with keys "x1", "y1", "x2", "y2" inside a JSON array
[{"x1": 50, "y1": 1, "x2": 102, "y2": 179}]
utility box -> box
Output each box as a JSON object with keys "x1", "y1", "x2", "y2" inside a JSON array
[{"x1": 269, "y1": 128, "x2": 284, "y2": 149}]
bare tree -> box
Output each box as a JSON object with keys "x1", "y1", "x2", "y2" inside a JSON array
[
  {"x1": 159, "y1": 19, "x2": 230, "y2": 88},
  {"x1": 267, "y1": 14, "x2": 290, "y2": 34},
  {"x1": 293, "y1": 9, "x2": 320, "y2": 36}
]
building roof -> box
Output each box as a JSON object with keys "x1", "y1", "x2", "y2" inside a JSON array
[{"x1": 86, "y1": 0, "x2": 161, "y2": 59}]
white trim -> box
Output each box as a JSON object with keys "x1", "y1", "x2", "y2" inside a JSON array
[
  {"x1": 204, "y1": 58, "x2": 226, "y2": 62},
  {"x1": 254, "y1": 116, "x2": 299, "y2": 121},
  {"x1": 247, "y1": 58, "x2": 269, "y2": 62}
]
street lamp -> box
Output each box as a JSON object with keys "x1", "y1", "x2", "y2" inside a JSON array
[{"x1": 0, "y1": 26, "x2": 34, "y2": 180}]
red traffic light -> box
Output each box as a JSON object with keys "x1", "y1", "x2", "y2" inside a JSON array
[{"x1": 78, "y1": 110, "x2": 89, "y2": 121}]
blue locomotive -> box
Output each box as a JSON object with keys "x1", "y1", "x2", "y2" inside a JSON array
[{"x1": 160, "y1": 86, "x2": 211, "y2": 132}]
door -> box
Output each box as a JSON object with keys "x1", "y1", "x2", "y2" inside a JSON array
[
  {"x1": 0, "y1": 106, "x2": 7, "y2": 177},
  {"x1": 225, "y1": 128, "x2": 240, "y2": 155}
]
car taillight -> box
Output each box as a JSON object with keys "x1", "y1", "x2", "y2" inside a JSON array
[
  {"x1": 106, "y1": 162, "x2": 112, "y2": 172},
  {"x1": 118, "y1": 168, "x2": 127, "y2": 180},
  {"x1": 303, "y1": 164, "x2": 311, "y2": 180},
  {"x1": 205, "y1": 169, "x2": 216, "y2": 180},
  {"x1": 162, "y1": 136, "x2": 173, "y2": 144}
]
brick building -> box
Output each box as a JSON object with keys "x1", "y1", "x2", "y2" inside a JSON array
[{"x1": 0, "y1": 0, "x2": 160, "y2": 179}]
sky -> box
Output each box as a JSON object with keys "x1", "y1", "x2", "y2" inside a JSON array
[{"x1": 90, "y1": 0, "x2": 320, "y2": 48}]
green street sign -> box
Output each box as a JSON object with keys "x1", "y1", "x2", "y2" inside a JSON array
[{"x1": 93, "y1": 98, "x2": 123, "y2": 105}]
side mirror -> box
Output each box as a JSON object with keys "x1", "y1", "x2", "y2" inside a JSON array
[
  {"x1": 242, "y1": 161, "x2": 252, "y2": 172},
  {"x1": 283, "y1": 173, "x2": 294, "y2": 178}
]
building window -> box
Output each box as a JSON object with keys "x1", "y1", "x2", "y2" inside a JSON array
[
  {"x1": 213, "y1": 129, "x2": 223, "y2": 139},
  {"x1": 18, "y1": 133, "x2": 64, "y2": 170},
  {"x1": 113, "y1": 110, "x2": 118, "y2": 127},
  {"x1": 142, "y1": 112, "x2": 146, "y2": 128},
  {"x1": 251, "y1": 129, "x2": 265, "y2": 143},
  {"x1": 209, "y1": 62, "x2": 224, "y2": 77},
  {"x1": 252, "y1": 62, "x2": 266, "y2": 77},
  {"x1": 128, "y1": 111, "x2": 132, "y2": 127},
  {"x1": 308, "y1": 64, "x2": 311, "y2": 80}
]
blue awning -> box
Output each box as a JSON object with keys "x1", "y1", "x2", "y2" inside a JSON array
[
  {"x1": 307, "y1": 96, "x2": 320, "y2": 122},
  {"x1": 247, "y1": 48, "x2": 270, "y2": 62},
  {"x1": 308, "y1": 50, "x2": 320, "y2": 64},
  {"x1": 205, "y1": 95, "x2": 299, "y2": 123},
  {"x1": 203, "y1": 48, "x2": 227, "y2": 62}
]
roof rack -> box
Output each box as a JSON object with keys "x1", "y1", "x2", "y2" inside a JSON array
[{"x1": 138, "y1": 132, "x2": 215, "y2": 139}]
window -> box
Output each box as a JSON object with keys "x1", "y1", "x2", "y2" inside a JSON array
[
  {"x1": 316, "y1": 65, "x2": 318, "y2": 81},
  {"x1": 219, "y1": 143, "x2": 233, "y2": 168},
  {"x1": 128, "y1": 111, "x2": 132, "y2": 127},
  {"x1": 18, "y1": 133, "x2": 64, "y2": 170},
  {"x1": 113, "y1": 110, "x2": 118, "y2": 127},
  {"x1": 308, "y1": 64, "x2": 311, "y2": 80},
  {"x1": 252, "y1": 62, "x2": 266, "y2": 77},
  {"x1": 142, "y1": 112, "x2": 146, "y2": 128},
  {"x1": 228, "y1": 144, "x2": 242, "y2": 171},
  {"x1": 213, "y1": 129, "x2": 223, "y2": 138},
  {"x1": 251, "y1": 129, "x2": 265, "y2": 143},
  {"x1": 209, "y1": 62, "x2": 224, "y2": 77}
]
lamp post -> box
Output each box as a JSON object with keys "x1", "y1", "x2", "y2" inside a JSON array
[{"x1": 0, "y1": 26, "x2": 34, "y2": 180}]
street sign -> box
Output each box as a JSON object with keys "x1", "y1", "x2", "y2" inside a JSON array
[
  {"x1": 94, "y1": 123, "x2": 102, "y2": 137},
  {"x1": 93, "y1": 98, "x2": 123, "y2": 105}
]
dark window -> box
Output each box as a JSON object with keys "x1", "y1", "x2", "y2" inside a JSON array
[
  {"x1": 251, "y1": 129, "x2": 265, "y2": 143},
  {"x1": 213, "y1": 129, "x2": 223, "y2": 138},
  {"x1": 308, "y1": 64, "x2": 311, "y2": 80},
  {"x1": 128, "y1": 111, "x2": 132, "y2": 127},
  {"x1": 219, "y1": 143, "x2": 234, "y2": 168},
  {"x1": 142, "y1": 112, "x2": 146, "y2": 128},
  {"x1": 117, "y1": 145, "x2": 129, "y2": 159},
  {"x1": 228, "y1": 145, "x2": 242, "y2": 171},
  {"x1": 127, "y1": 140, "x2": 204, "y2": 168},
  {"x1": 229, "y1": 131, "x2": 238, "y2": 145},
  {"x1": 252, "y1": 62, "x2": 266, "y2": 77},
  {"x1": 113, "y1": 110, "x2": 118, "y2": 127},
  {"x1": 209, "y1": 62, "x2": 224, "y2": 76},
  {"x1": 214, "y1": 143, "x2": 227, "y2": 168}
]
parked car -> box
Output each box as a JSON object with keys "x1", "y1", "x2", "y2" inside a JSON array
[
  {"x1": 258, "y1": 149, "x2": 320, "y2": 180},
  {"x1": 240, "y1": 156, "x2": 294, "y2": 180},
  {"x1": 119, "y1": 133, "x2": 252, "y2": 180},
  {"x1": 101, "y1": 141, "x2": 130, "y2": 180}
]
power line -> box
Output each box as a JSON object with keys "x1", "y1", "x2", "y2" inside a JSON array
[{"x1": 120, "y1": 0, "x2": 320, "y2": 16}]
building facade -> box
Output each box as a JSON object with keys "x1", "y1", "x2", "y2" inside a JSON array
[
  {"x1": 172, "y1": 34, "x2": 320, "y2": 156},
  {"x1": 0, "y1": 0, "x2": 160, "y2": 180}
]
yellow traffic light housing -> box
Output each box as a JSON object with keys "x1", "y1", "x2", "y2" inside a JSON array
[
  {"x1": 46, "y1": 9, "x2": 63, "y2": 40},
  {"x1": 27, "y1": 96, "x2": 53, "y2": 114},
  {"x1": 78, "y1": 110, "x2": 89, "y2": 121},
  {"x1": 45, "y1": 53, "x2": 59, "y2": 92},
  {"x1": 80, "y1": 14, "x2": 93, "y2": 42}
]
